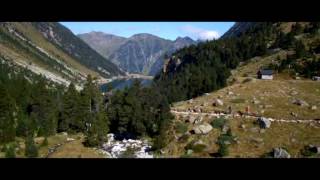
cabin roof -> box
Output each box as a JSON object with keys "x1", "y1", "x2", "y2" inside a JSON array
[{"x1": 259, "y1": 70, "x2": 273, "y2": 75}]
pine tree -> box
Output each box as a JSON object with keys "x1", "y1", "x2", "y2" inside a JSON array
[
  {"x1": 0, "y1": 85, "x2": 16, "y2": 143},
  {"x1": 60, "y1": 83, "x2": 81, "y2": 133},
  {"x1": 82, "y1": 75, "x2": 109, "y2": 147},
  {"x1": 295, "y1": 40, "x2": 307, "y2": 58},
  {"x1": 24, "y1": 134, "x2": 38, "y2": 158}
]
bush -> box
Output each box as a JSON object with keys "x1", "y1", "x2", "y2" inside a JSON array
[
  {"x1": 41, "y1": 137, "x2": 48, "y2": 147},
  {"x1": 230, "y1": 98, "x2": 245, "y2": 104},
  {"x1": 5, "y1": 143, "x2": 16, "y2": 158},
  {"x1": 242, "y1": 78, "x2": 253, "y2": 83},
  {"x1": 218, "y1": 144, "x2": 229, "y2": 157},
  {"x1": 25, "y1": 136, "x2": 38, "y2": 158},
  {"x1": 178, "y1": 134, "x2": 190, "y2": 143},
  {"x1": 211, "y1": 117, "x2": 227, "y2": 130},
  {"x1": 301, "y1": 146, "x2": 317, "y2": 157},
  {"x1": 175, "y1": 122, "x2": 188, "y2": 134},
  {"x1": 192, "y1": 144, "x2": 207, "y2": 153},
  {"x1": 185, "y1": 141, "x2": 207, "y2": 153}
]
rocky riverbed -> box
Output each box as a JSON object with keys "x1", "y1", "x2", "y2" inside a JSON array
[{"x1": 99, "y1": 134, "x2": 153, "y2": 158}]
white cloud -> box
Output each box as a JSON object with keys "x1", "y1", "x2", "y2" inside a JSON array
[{"x1": 181, "y1": 25, "x2": 220, "y2": 41}]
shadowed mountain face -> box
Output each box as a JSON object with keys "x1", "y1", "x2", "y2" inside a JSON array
[{"x1": 79, "y1": 32, "x2": 197, "y2": 75}]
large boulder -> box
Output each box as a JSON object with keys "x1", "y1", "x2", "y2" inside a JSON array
[
  {"x1": 292, "y1": 99, "x2": 309, "y2": 107},
  {"x1": 213, "y1": 99, "x2": 224, "y2": 106},
  {"x1": 193, "y1": 122, "x2": 213, "y2": 135},
  {"x1": 273, "y1": 148, "x2": 291, "y2": 158},
  {"x1": 257, "y1": 117, "x2": 271, "y2": 129}
]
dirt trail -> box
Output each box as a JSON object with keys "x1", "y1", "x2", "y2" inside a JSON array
[{"x1": 171, "y1": 110, "x2": 320, "y2": 124}]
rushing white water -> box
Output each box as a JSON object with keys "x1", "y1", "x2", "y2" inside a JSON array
[{"x1": 100, "y1": 134, "x2": 153, "y2": 158}]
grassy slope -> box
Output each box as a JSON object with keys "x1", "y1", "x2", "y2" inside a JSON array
[
  {"x1": 0, "y1": 133, "x2": 106, "y2": 158},
  {"x1": 165, "y1": 52, "x2": 320, "y2": 158}
]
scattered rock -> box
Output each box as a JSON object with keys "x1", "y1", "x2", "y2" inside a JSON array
[
  {"x1": 204, "y1": 93, "x2": 210, "y2": 96},
  {"x1": 222, "y1": 125, "x2": 230, "y2": 134},
  {"x1": 260, "y1": 110, "x2": 265, "y2": 114},
  {"x1": 67, "y1": 138, "x2": 75, "y2": 142},
  {"x1": 291, "y1": 138, "x2": 296, "y2": 143},
  {"x1": 290, "y1": 91, "x2": 298, "y2": 96},
  {"x1": 213, "y1": 99, "x2": 224, "y2": 106},
  {"x1": 273, "y1": 148, "x2": 291, "y2": 158},
  {"x1": 193, "y1": 107, "x2": 202, "y2": 113},
  {"x1": 61, "y1": 132, "x2": 68, "y2": 136},
  {"x1": 193, "y1": 122, "x2": 213, "y2": 135},
  {"x1": 252, "y1": 100, "x2": 261, "y2": 104},
  {"x1": 201, "y1": 102, "x2": 208, "y2": 107},
  {"x1": 240, "y1": 124, "x2": 246, "y2": 129},
  {"x1": 224, "y1": 141, "x2": 231, "y2": 145},
  {"x1": 292, "y1": 99, "x2": 309, "y2": 107},
  {"x1": 188, "y1": 99, "x2": 193, "y2": 104},
  {"x1": 187, "y1": 149, "x2": 193, "y2": 155},
  {"x1": 259, "y1": 129, "x2": 266, "y2": 134},
  {"x1": 290, "y1": 112, "x2": 298, "y2": 117},
  {"x1": 249, "y1": 127, "x2": 259, "y2": 133},
  {"x1": 251, "y1": 137, "x2": 264, "y2": 144},
  {"x1": 186, "y1": 116, "x2": 196, "y2": 124},
  {"x1": 227, "y1": 91, "x2": 234, "y2": 95},
  {"x1": 311, "y1": 105, "x2": 317, "y2": 110},
  {"x1": 259, "y1": 105, "x2": 264, "y2": 109},
  {"x1": 263, "y1": 104, "x2": 273, "y2": 108},
  {"x1": 257, "y1": 117, "x2": 271, "y2": 129},
  {"x1": 194, "y1": 116, "x2": 203, "y2": 124}
]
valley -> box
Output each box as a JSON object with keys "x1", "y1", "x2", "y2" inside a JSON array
[{"x1": 0, "y1": 22, "x2": 320, "y2": 158}]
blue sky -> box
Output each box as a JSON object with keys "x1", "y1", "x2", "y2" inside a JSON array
[{"x1": 60, "y1": 22, "x2": 234, "y2": 41}]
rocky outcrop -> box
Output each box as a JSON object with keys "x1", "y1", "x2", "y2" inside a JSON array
[{"x1": 273, "y1": 148, "x2": 291, "y2": 158}]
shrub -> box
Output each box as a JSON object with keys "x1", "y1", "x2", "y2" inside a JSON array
[
  {"x1": 5, "y1": 143, "x2": 16, "y2": 158},
  {"x1": 175, "y1": 122, "x2": 188, "y2": 134},
  {"x1": 185, "y1": 140, "x2": 207, "y2": 153},
  {"x1": 41, "y1": 137, "x2": 48, "y2": 147},
  {"x1": 192, "y1": 144, "x2": 207, "y2": 153},
  {"x1": 230, "y1": 98, "x2": 245, "y2": 104},
  {"x1": 178, "y1": 134, "x2": 190, "y2": 143},
  {"x1": 211, "y1": 117, "x2": 227, "y2": 130},
  {"x1": 301, "y1": 146, "x2": 317, "y2": 157},
  {"x1": 218, "y1": 143, "x2": 229, "y2": 157},
  {"x1": 242, "y1": 78, "x2": 253, "y2": 83}
]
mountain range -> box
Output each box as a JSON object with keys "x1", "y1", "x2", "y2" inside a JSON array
[{"x1": 78, "y1": 32, "x2": 197, "y2": 75}]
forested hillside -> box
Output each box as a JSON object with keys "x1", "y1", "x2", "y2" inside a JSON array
[{"x1": 154, "y1": 22, "x2": 320, "y2": 103}]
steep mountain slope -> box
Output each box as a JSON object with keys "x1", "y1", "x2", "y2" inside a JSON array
[
  {"x1": 78, "y1": 31, "x2": 127, "y2": 58},
  {"x1": 79, "y1": 32, "x2": 197, "y2": 75},
  {"x1": 31, "y1": 22, "x2": 124, "y2": 77},
  {"x1": 0, "y1": 22, "x2": 124, "y2": 87}
]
